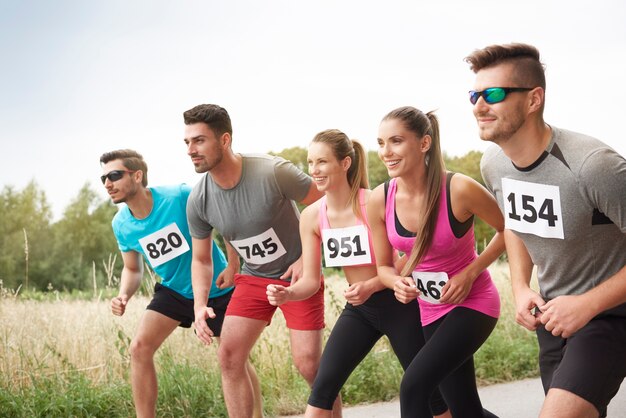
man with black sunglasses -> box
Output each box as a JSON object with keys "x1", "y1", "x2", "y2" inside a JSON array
[
  {"x1": 466, "y1": 43, "x2": 626, "y2": 418},
  {"x1": 99, "y1": 149, "x2": 242, "y2": 418}
]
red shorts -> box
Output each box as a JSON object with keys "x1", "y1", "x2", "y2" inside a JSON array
[{"x1": 226, "y1": 274, "x2": 325, "y2": 330}]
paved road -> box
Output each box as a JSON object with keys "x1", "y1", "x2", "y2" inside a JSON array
[{"x1": 281, "y1": 377, "x2": 626, "y2": 417}]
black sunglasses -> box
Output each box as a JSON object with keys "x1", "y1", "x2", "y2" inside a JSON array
[
  {"x1": 100, "y1": 170, "x2": 135, "y2": 184},
  {"x1": 468, "y1": 87, "x2": 534, "y2": 105}
]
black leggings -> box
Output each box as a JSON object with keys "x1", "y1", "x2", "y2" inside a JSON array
[
  {"x1": 400, "y1": 307, "x2": 498, "y2": 418},
  {"x1": 308, "y1": 289, "x2": 447, "y2": 415}
]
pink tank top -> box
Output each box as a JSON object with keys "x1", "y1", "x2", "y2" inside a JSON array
[
  {"x1": 385, "y1": 175, "x2": 500, "y2": 325},
  {"x1": 319, "y1": 188, "x2": 376, "y2": 267}
]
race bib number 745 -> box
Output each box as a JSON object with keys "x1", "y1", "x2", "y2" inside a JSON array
[
  {"x1": 230, "y1": 228, "x2": 287, "y2": 265},
  {"x1": 501, "y1": 178, "x2": 564, "y2": 239}
]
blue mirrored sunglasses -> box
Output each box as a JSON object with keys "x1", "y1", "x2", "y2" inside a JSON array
[{"x1": 469, "y1": 87, "x2": 533, "y2": 105}]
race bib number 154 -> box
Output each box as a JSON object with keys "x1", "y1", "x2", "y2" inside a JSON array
[{"x1": 501, "y1": 178, "x2": 564, "y2": 239}]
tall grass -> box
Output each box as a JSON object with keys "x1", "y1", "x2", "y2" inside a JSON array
[{"x1": 0, "y1": 262, "x2": 539, "y2": 417}]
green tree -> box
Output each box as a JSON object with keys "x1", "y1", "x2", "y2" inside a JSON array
[
  {"x1": 270, "y1": 146, "x2": 308, "y2": 173},
  {"x1": 0, "y1": 181, "x2": 53, "y2": 290},
  {"x1": 47, "y1": 184, "x2": 119, "y2": 290},
  {"x1": 367, "y1": 150, "x2": 388, "y2": 188}
]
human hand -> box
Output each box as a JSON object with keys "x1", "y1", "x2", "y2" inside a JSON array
[
  {"x1": 513, "y1": 287, "x2": 546, "y2": 331},
  {"x1": 280, "y1": 257, "x2": 303, "y2": 283},
  {"x1": 539, "y1": 295, "x2": 593, "y2": 338},
  {"x1": 344, "y1": 281, "x2": 374, "y2": 306},
  {"x1": 216, "y1": 265, "x2": 236, "y2": 289},
  {"x1": 266, "y1": 284, "x2": 291, "y2": 306},
  {"x1": 440, "y1": 270, "x2": 474, "y2": 304},
  {"x1": 394, "y1": 277, "x2": 419, "y2": 304},
  {"x1": 193, "y1": 306, "x2": 216, "y2": 345},
  {"x1": 111, "y1": 294, "x2": 129, "y2": 316}
]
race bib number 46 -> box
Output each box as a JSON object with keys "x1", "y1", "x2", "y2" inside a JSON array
[
  {"x1": 231, "y1": 228, "x2": 287, "y2": 265},
  {"x1": 321, "y1": 224, "x2": 372, "y2": 267},
  {"x1": 501, "y1": 178, "x2": 564, "y2": 239},
  {"x1": 138, "y1": 223, "x2": 190, "y2": 268},
  {"x1": 411, "y1": 271, "x2": 448, "y2": 304}
]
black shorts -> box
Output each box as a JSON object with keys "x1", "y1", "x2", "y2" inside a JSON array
[
  {"x1": 146, "y1": 282, "x2": 233, "y2": 336},
  {"x1": 536, "y1": 315, "x2": 626, "y2": 416}
]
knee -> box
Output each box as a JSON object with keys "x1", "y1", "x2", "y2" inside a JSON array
[
  {"x1": 217, "y1": 344, "x2": 247, "y2": 374},
  {"x1": 292, "y1": 353, "x2": 320, "y2": 384},
  {"x1": 129, "y1": 337, "x2": 156, "y2": 362},
  {"x1": 400, "y1": 371, "x2": 430, "y2": 400}
]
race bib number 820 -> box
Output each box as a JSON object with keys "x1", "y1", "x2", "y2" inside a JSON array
[
  {"x1": 138, "y1": 223, "x2": 190, "y2": 268},
  {"x1": 501, "y1": 178, "x2": 564, "y2": 239}
]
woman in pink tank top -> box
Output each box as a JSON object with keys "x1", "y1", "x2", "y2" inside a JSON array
[
  {"x1": 267, "y1": 129, "x2": 450, "y2": 418},
  {"x1": 367, "y1": 106, "x2": 505, "y2": 418}
]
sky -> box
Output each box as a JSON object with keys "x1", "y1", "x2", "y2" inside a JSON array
[{"x1": 1, "y1": 0, "x2": 625, "y2": 220}]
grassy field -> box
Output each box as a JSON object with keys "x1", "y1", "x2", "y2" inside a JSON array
[{"x1": 0, "y1": 262, "x2": 539, "y2": 417}]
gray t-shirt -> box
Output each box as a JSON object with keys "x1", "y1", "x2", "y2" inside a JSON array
[
  {"x1": 481, "y1": 126, "x2": 626, "y2": 317},
  {"x1": 187, "y1": 153, "x2": 312, "y2": 279}
]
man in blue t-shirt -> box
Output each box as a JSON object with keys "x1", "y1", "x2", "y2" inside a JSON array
[{"x1": 100, "y1": 149, "x2": 240, "y2": 418}]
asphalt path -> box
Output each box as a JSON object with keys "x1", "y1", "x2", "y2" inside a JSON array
[{"x1": 281, "y1": 377, "x2": 626, "y2": 417}]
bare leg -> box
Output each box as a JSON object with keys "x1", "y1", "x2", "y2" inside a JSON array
[
  {"x1": 290, "y1": 329, "x2": 342, "y2": 418},
  {"x1": 540, "y1": 388, "x2": 599, "y2": 418},
  {"x1": 129, "y1": 310, "x2": 180, "y2": 418},
  {"x1": 217, "y1": 316, "x2": 267, "y2": 418},
  {"x1": 248, "y1": 359, "x2": 264, "y2": 418}
]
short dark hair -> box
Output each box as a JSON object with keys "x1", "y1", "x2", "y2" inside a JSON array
[
  {"x1": 183, "y1": 104, "x2": 232, "y2": 137},
  {"x1": 99, "y1": 149, "x2": 148, "y2": 187},
  {"x1": 465, "y1": 43, "x2": 546, "y2": 89}
]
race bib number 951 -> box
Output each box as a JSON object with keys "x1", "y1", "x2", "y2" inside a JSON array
[
  {"x1": 231, "y1": 228, "x2": 287, "y2": 265},
  {"x1": 138, "y1": 223, "x2": 190, "y2": 268},
  {"x1": 321, "y1": 224, "x2": 372, "y2": 267},
  {"x1": 501, "y1": 178, "x2": 564, "y2": 239}
]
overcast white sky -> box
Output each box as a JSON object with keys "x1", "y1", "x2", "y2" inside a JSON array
[{"x1": 1, "y1": 0, "x2": 625, "y2": 220}]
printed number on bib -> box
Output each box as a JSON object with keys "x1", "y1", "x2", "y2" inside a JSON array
[
  {"x1": 411, "y1": 271, "x2": 449, "y2": 304},
  {"x1": 138, "y1": 223, "x2": 190, "y2": 268},
  {"x1": 501, "y1": 178, "x2": 564, "y2": 239},
  {"x1": 231, "y1": 228, "x2": 287, "y2": 265},
  {"x1": 321, "y1": 224, "x2": 372, "y2": 267}
]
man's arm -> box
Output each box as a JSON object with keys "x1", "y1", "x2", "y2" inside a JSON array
[
  {"x1": 540, "y1": 265, "x2": 626, "y2": 338},
  {"x1": 111, "y1": 250, "x2": 143, "y2": 316},
  {"x1": 214, "y1": 240, "x2": 240, "y2": 289},
  {"x1": 299, "y1": 181, "x2": 324, "y2": 206},
  {"x1": 191, "y1": 235, "x2": 217, "y2": 345},
  {"x1": 506, "y1": 229, "x2": 545, "y2": 331},
  {"x1": 539, "y1": 148, "x2": 626, "y2": 337}
]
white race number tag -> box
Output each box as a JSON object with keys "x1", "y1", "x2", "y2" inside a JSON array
[
  {"x1": 231, "y1": 228, "x2": 287, "y2": 265},
  {"x1": 138, "y1": 223, "x2": 190, "y2": 268},
  {"x1": 411, "y1": 271, "x2": 449, "y2": 304},
  {"x1": 321, "y1": 224, "x2": 372, "y2": 267},
  {"x1": 501, "y1": 178, "x2": 564, "y2": 239}
]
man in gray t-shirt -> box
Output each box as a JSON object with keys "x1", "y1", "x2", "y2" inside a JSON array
[
  {"x1": 182, "y1": 104, "x2": 336, "y2": 418},
  {"x1": 466, "y1": 43, "x2": 626, "y2": 417}
]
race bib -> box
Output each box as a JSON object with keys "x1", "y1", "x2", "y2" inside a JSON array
[
  {"x1": 231, "y1": 227, "x2": 287, "y2": 265},
  {"x1": 321, "y1": 224, "x2": 372, "y2": 267},
  {"x1": 138, "y1": 223, "x2": 190, "y2": 268},
  {"x1": 501, "y1": 178, "x2": 564, "y2": 239},
  {"x1": 411, "y1": 271, "x2": 449, "y2": 304}
]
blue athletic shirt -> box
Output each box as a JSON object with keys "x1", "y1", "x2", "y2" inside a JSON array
[{"x1": 112, "y1": 184, "x2": 231, "y2": 300}]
